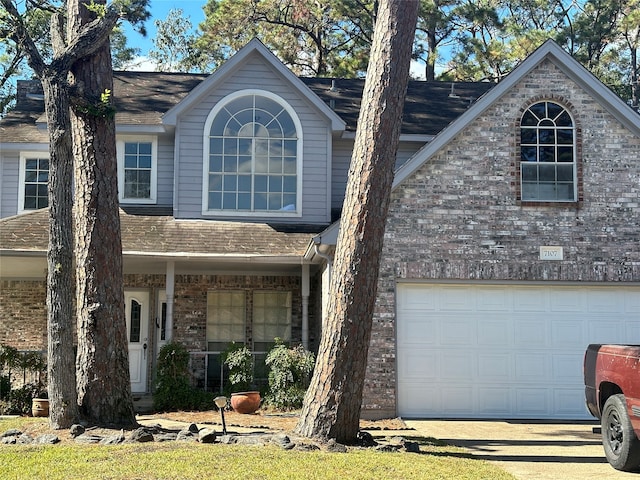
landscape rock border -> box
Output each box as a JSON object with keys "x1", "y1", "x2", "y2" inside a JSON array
[{"x1": 1, "y1": 422, "x2": 421, "y2": 453}]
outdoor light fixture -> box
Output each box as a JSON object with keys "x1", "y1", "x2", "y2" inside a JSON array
[{"x1": 214, "y1": 396, "x2": 228, "y2": 434}]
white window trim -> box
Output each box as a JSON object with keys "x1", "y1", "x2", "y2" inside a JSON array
[
  {"x1": 18, "y1": 151, "x2": 49, "y2": 214},
  {"x1": 520, "y1": 101, "x2": 577, "y2": 203},
  {"x1": 202, "y1": 89, "x2": 303, "y2": 218},
  {"x1": 117, "y1": 135, "x2": 158, "y2": 204}
]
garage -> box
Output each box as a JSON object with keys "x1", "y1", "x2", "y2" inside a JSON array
[{"x1": 396, "y1": 282, "x2": 640, "y2": 419}]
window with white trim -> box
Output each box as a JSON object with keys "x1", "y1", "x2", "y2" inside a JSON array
[
  {"x1": 206, "y1": 291, "x2": 246, "y2": 352},
  {"x1": 520, "y1": 101, "x2": 576, "y2": 202},
  {"x1": 18, "y1": 153, "x2": 49, "y2": 212},
  {"x1": 203, "y1": 92, "x2": 301, "y2": 216},
  {"x1": 252, "y1": 291, "x2": 292, "y2": 353},
  {"x1": 117, "y1": 136, "x2": 157, "y2": 204}
]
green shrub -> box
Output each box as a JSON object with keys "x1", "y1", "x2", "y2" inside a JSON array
[
  {"x1": 153, "y1": 342, "x2": 213, "y2": 412},
  {"x1": 265, "y1": 339, "x2": 315, "y2": 410},
  {"x1": 222, "y1": 342, "x2": 254, "y2": 392},
  {"x1": 0, "y1": 345, "x2": 47, "y2": 413}
]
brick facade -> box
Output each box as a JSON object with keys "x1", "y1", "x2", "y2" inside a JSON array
[
  {"x1": 362, "y1": 59, "x2": 640, "y2": 418},
  {"x1": 0, "y1": 273, "x2": 318, "y2": 393},
  {"x1": 0, "y1": 280, "x2": 47, "y2": 351}
]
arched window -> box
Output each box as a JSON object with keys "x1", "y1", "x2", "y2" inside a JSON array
[
  {"x1": 203, "y1": 92, "x2": 301, "y2": 215},
  {"x1": 520, "y1": 101, "x2": 576, "y2": 202}
]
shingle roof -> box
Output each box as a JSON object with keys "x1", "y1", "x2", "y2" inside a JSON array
[
  {"x1": 1, "y1": 72, "x2": 494, "y2": 140},
  {"x1": 0, "y1": 208, "x2": 316, "y2": 257}
]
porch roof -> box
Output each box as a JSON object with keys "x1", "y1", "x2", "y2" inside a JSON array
[{"x1": 0, "y1": 208, "x2": 318, "y2": 259}]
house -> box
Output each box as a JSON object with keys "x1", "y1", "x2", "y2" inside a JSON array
[{"x1": 1, "y1": 39, "x2": 639, "y2": 420}]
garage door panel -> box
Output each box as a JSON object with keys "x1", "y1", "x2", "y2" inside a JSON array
[
  {"x1": 401, "y1": 350, "x2": 439, "y2": 380},
  {"x1": 515, "y1": 388, "x2": 549, "y2": 416},
  {"x1": 399, "y1": 384, "x2": 443, "y2": 416},
  {"x1": 440, "y1": 352, "x2": 475, "y2": 379},
  {"x1": 513, "y1": 287, "x2": 548, "y2": 312},
  {"x1": 440, "y1": 318, "x2": 476, "y2": 345},
  {"x1": 478, "y1": 388, "x2": 513, "y2": 415},
  {"x1": 397, "y1": 283, "x2": 639, "y2": 419},
  {"x1": 440, "y1": 286, "x2": 476, "y2": 311},
  {"x1": 625, "y1": 321, "x2": 640, "y2": 339},
  {"x1": 587, "y1": 321, "x2": 624, "y2": 344},
  {"x1": 515, "y1": 353, "x2": 548, "y2": 381},
  {"x1": 402, "y1": 318, "x2": 438, "y2": 344},
  {"x1": 588, "y1": 290, "x2": 624, "y2": 313},
  {"x1": 551, "y1": 353, "x2": 582, "y2": 380},
  {"x1": 476, "y1": 288, "x2": 511, "y2": 311},
  {"x1": 514, "y1": 318, "x2": 548, "y2": 347},
  {"x1": 624, "y1": 291, "x2": 640, "y2": 313},
  {"x1": 478, "y1": 318, "x2": 511, "y2": 345},
  {"x1": 441, "y1": 386, "x2": 474, "y2": 414},
  {"x1": 478, "y1": 353, "x2": 511, "y2": 380},
  {"x1": 549, "y1": 289, "x2": 584, "y2": 312},
  {"x1": 397, "y1": 284, "x2": 438, "y2": 311},
  {"x1": 554, "y1": 388, "x2": 586, "y2": 416},
  {"x1": 551, "y1": 321, "x2": 585, "y2": 347}
]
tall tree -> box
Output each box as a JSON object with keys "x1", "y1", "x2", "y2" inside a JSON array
[
  {"x1": 1, "y1": 0, "x2": 148, "y2": 428},
  {"x1": 69, "y1": 0, "x2": 138, "y2": 426},
  {"x1": 620, "y1": 0, "x2": 640, "y2": 109},
  {"x1": 414, "y1": 0, "x2": 458, "y2": 81},
  {"x1": 197, "y1": 0, "x2": 375, "y2": 76},
  {"x1": 294, "y1": 0, "x2": 418, "y2": 443},
  {"x1": 149, "y1": 8, "x2": 200, "y2": 72}
]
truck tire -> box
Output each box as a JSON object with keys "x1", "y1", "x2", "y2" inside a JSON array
[{"x1": 601, "y1": 394, "x2": 640, "y2": 471}]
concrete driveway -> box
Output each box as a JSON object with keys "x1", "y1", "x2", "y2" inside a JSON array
[{"x1": 404, "y1": 420, "x2": 640, "y2": 479}]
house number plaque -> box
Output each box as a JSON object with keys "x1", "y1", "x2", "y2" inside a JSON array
[{"x1": 539, "y1": 246, "x2": 564, "y2": 261}]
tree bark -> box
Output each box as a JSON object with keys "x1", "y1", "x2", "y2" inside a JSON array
[
  {"x1": 42, "y1": 76, "x2": 80, "y2": 430},
  {"x1": 69, "y1": 0, "x2": 135, "y2": 427},
  {"x1": 294, "y1": 0, "x2": 418, "y2": 443}
]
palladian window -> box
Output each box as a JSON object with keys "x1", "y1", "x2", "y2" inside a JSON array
[
  {"x1": 520, "y1": 101, "x2": 576, "y2": 202},
  {"x1": 204, "y1": 92, "x2": 300, "y2": 215}
]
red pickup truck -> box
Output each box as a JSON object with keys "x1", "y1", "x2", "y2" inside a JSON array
[{"x1": 584, "y1": 344, "x2": 640, "y2": 471}]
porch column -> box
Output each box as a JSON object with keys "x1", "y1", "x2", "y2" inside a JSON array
[
  {"x1": 165, "y1": 261, "x2": 175, "y2": 342},
  {"x1": 301, "y1": 263, "x2": 310, "y2": 350}
]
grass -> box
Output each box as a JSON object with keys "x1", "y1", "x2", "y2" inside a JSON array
[{"x1": 0, "y1": 417, "x2": 516, "y2": 480}]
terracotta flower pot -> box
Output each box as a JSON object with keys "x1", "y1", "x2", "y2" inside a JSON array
[
  {"x1": 32, "y1": 398, "x2": 49, "y2": 417},
  {"x1": 230, "y1": 391, "x2": 261, "y2": 414}
]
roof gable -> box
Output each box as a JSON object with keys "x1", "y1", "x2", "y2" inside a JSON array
[
  {"x1": 162, "y1": 38, "x2": 345, "y2": 132},
  {"x1": 392, "y1": 39, "x2": 640, "y2": 190}
]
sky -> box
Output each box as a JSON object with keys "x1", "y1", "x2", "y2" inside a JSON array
[
  {"x1": 123, "y1": 0, "x2": 427, "y2": 77},
  {"x1": 122, "y1": 0, "x2": 207, "y2": 69}
]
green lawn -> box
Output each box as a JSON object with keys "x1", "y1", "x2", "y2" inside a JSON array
[{"x1": 0, "y1": 417, "x2": 516, "y2": 480}]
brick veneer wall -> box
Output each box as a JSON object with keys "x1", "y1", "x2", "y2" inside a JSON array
[
  {"x1": 0, "y1": 280, "x2": 47, "y2": 350},
  {"x1": 362, "y1": 59, "x2": 640, "y2": 418},
  {"x1": 171, "y1": 274, "x2": 303, "y2": 351},
  {"x1": 0, "y1": 273, "x2": 313, "y2": 393}
]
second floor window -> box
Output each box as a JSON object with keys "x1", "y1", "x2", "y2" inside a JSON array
[
  {"x1": 520, "y1": 101, "x2": 576, "y2": 202},
  {"x1": 19, "y1": 154, "x2": 49, "y2": 212},
  {"x1": 117, "y1": 136, "x2": 157, "y2": 204},
  {"x1": 204, "y1": 91, "x2": 301, "y2": 216}
]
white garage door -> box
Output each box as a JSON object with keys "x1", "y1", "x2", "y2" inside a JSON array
[{"x1": 397, "y1": 283, "x2": 640, "y2": 419}]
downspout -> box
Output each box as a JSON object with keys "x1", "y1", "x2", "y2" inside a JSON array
[
  {"x1": 314, "y1": 243, "x2": 333, "y2": 332},
  {"x1": 301, "y1": 263, "x2": 310, "y2": 350}
]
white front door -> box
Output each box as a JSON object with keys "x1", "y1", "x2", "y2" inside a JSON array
[{"x1": 125, "y1": 291, "x2": 149, "y2": 393}]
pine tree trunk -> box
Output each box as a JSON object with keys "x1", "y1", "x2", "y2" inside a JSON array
[
  {"x1": 294, "y1": 0, "x2": 418, "y2": 443},
  {"x1": 43, "y1": 77, "x2": 79, "y2": 429},
  {"x1": 69, "y1": 0, "x2": 135, "y2": 427}
]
